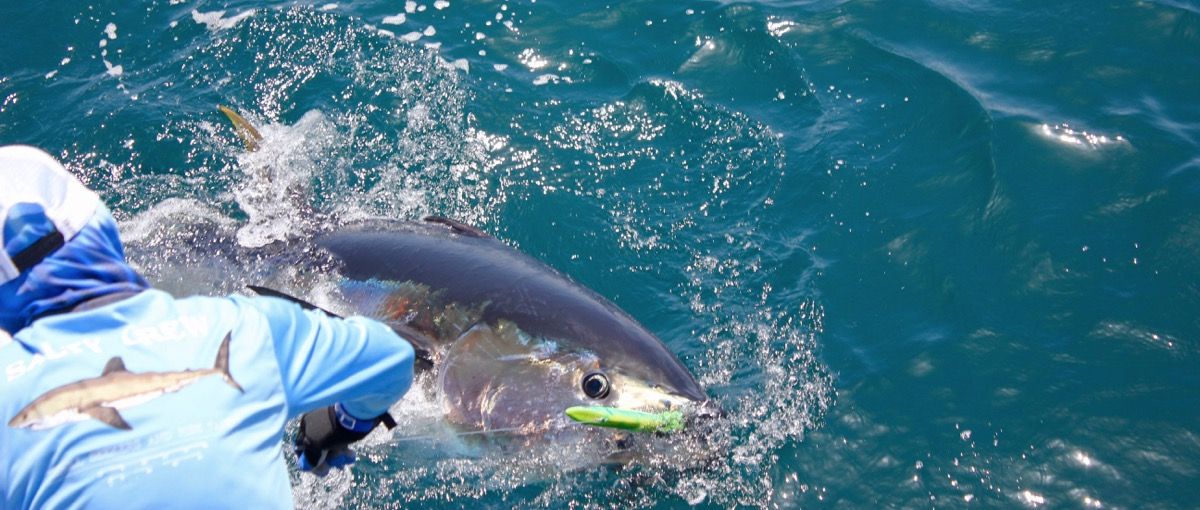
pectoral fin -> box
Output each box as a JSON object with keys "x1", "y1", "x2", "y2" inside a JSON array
[
  {"x1": 247, "y1": 286, "x2": 339, "y2": 317},
  {"x1": 84, "y1": 406, "x2": 131, "y2": 430}
]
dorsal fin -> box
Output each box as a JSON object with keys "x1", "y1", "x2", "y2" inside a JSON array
[
  {"x1": 101, "y1": 357, "x2": 127, "y2": 376},
  {"x1": 422, "y1": 216, "x2": 490, "y2": 238},
  {"x1": 218, "y1": 104, "x2": 263, "y2": 152}
]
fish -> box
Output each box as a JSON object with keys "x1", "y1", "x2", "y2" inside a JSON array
[
  {"x1": 217, "y1": 105, "x2": 709, "y2": 439},
  {"x1": 7, "y1": 334, "x2": 243, "y2": 431},
  {"x1": 316, "y1": 218, "x2": 709, "y2": 437}
]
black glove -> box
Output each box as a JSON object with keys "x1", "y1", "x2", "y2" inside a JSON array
[{"x1": 294, "y1": 404, "x2": 393, "y2": 476}]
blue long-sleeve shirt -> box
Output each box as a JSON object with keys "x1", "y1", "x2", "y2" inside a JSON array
[{"x1": 0, "y1": 289, "x2": 414, "y2": 509}]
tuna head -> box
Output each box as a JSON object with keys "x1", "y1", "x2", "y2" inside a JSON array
[{"x1": 437, "y1": 320, "x2": 701, "y2": 435}]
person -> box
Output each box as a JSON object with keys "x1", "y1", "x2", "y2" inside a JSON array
[{"x1": 0, "y1": 145, "x2": 415, "y2": 509}]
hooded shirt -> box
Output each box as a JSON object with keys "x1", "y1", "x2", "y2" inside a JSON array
[{"x1": 0, "y1": 146, "x2": 414, "y2": 509}]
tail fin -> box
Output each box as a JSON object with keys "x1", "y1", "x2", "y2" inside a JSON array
[
  {"x1": 218, "y1": 105, "x2": 263, "y2": 152},
  {"x1": 213, "y1": 332, "x2": 245, "y2": 393}
]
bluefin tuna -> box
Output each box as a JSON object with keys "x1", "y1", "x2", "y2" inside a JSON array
[
  {"x1": 316, "y1": 217, "x2": 709, "y2": 437},
  {"x1": 218, "y1": 106, "x2": 709, "y2": 440}
]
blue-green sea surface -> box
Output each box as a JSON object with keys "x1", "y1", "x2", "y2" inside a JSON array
[{"x1": 2, "y1": 1, "x2": 1198, "y2": 508}]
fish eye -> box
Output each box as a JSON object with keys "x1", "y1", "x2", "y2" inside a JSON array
[{"x1": 581, "y1": 372, "x2": 610, "y2": 399}]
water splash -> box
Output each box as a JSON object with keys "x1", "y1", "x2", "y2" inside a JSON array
[
  {"x1": 121, "y1": 7, "x2": 507, "y2": 281},
  {"x1": 114, "y1": 7, "x2": 832, "y2": 509},
  {"x1": 321, "y1": 79, "x2": 833, "y2": 508},
  {"x1": 231, "y1": 110, "x2": 339, "y2": 248}
]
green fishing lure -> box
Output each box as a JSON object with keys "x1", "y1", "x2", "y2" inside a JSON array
[{"x1": 565, "y1": 406, "x2": 684, "y2": 433}]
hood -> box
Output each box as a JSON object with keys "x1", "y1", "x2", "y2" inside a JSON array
[{"x1": 0, "y1": 206, "x2": 148, "y2": 334}]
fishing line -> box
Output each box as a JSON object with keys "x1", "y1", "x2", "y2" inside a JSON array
[{"x1": 385, "y1": 426, "x2": 530, "y2": 443}]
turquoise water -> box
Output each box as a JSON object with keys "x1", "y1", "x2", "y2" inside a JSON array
[{"x1": 3, "y1": 0, "x2": 1199, "y2": 508}]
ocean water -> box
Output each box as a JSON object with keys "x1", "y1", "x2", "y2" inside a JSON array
[{"x1": 2, "y1": 0, "x2": 1198, "y2": 508}]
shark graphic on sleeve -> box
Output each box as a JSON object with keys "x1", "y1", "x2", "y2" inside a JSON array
[{"x1": 7, "y1": 333, "x2": 242, "y2": 431}]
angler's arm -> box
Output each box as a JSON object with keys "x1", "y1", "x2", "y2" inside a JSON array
[{"x1": 245, "y1": 295, "x2": 414, "y2": 419}]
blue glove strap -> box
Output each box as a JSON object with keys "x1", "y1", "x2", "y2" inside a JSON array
[{"x1": 334, "y1": 402, "x2": 378, "y2": 434}]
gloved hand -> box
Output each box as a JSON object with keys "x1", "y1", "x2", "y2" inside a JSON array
[{"x1": 294, "y1": 403, "x2": 390, "y2": 476}]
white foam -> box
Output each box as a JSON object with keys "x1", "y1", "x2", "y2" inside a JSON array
[
  {"x1": 406, "y1": 102, "x2": 431, "y2": 127},
  {"x1": 1018, "y1": 490, "x2": 1046, "y2": 506},
  {"x1": 766, "y1": 19, "x2": 798, "y2": 37},
  {"x1": 518, "y1": 48, "x2": 549, "y2": 70},
  {"x1": 292, "y1": 463, "x2": 354, "y2": 509},
  {"x1": 103, "y1": 60, "x2": 123, "y2": 77},
  {"x1": 382, "y1": 13, "x2": 406, "y2": 25},
  {"x1": 121, "y1": 198, "x2": 236, "y2": 244},
  {"x1": 532, "y1": 74, "x2": 557, "y2": 85},
  {"x1": 191, "y1": 9, "x2": 256, "y2": 31}
]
